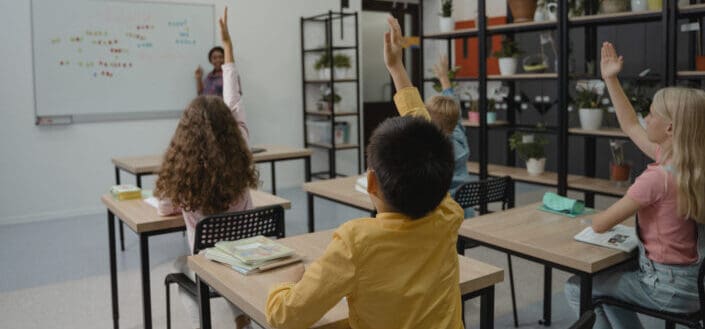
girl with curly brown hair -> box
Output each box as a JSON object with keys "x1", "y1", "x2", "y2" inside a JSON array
[{"x1": 154, "y1": 7, "x2": 258, "y2": 329}]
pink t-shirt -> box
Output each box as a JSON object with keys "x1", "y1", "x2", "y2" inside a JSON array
[{"x1": 626, "y1": 150, "x2": 698, "y2": 265}]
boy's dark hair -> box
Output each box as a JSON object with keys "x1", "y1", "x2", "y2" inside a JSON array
[
  {"x1": 208, "y1": 46, "x2": 224, "y2": 62},
  {"x1": 367, "y1": 116, "x2": 454, "y2": 219}
]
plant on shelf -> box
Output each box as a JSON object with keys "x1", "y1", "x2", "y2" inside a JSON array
[
  {"x1": 573, "y1": 80, "x2": 609, "y2": 130},
  {"x1": 493, "y1": 37, "x2": 523, "y2": 76},
  {"x1": 486, "y1": 98, "x2": 497, "y2": 124},
  {"x1": 599, "y1": 0, "x2": 628, "y2": 14},
  {"x1": 623, "y1": 69, "x2": 659, "y2": 125},
  {"x1": 333, "y1": 53, "x2": 352, "y2": 79},
  {"x1": 609, "y1": 139, "x2": 631, "y2": 185},
  {"x1": 314, "y1": 53, "x2": 332, "y2": 80},
  {"x1": 439, "y1": 0, "x2": 454, "y2": 33},
  {"x1": 508, "y1": 0, "x2": 538, "y2": 23},
  {"x1": 568, "y1": 0, "x2": 585, "y2": 17},
  {"x1": 467, "y1": 99, "x2": 480, "y2": 124},
  {"x1": 509, "y1": 131, "x2": 548, "y2": 176},
  {"x1": 318, "y1": 87, "x2": 341, "y2": 113}
]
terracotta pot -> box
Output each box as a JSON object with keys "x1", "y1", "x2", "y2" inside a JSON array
[
  {"x1": 508, "y1": 0, "x2": 537, "y2": 23},
  {"x1": 610, "y1": 163, "x2": 631, "y2": 182},
  {"x1": 696, "y1": 55, "x2": 705, "y2": 71}
]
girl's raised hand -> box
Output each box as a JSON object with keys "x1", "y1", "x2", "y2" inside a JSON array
[
  {"x1": 219, "y1": 7, "x2": 231, "y2": 45},
  {"x1": 601, "y1": 42, "x2": 623, "y2": 80}
]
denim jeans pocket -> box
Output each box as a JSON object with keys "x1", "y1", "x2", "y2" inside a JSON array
[{"x1": 639, "y1": 271, "x2": 677, "y2": 311}]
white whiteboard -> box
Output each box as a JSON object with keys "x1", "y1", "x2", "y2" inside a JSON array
[{"x1": 31, "y1": 0, "x2": 215, "y2": 124}]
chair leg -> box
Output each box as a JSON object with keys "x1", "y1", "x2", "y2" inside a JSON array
[
  {"x1": 507, "y1": 253, "x2": 519, "y2": 328},
  {"x1": 457, "y1": 237, "x2": 466, "y2": 255},
  {"x1": 166, "y1": 281, "x2": 172, "y2": 329}
]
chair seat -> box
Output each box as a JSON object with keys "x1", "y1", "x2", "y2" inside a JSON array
[
  {"x1": 165, "y1": 273, "x2": 219, "y2": 299},
  {"x1": 594, "y1": 296, "x2": 701, "y2": 327}
]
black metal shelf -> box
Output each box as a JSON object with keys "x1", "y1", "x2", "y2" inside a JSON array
[
  {"x1": 300, "y1": 10, "x2": 361, "y2": 179},
  {"x1": 678, "y1": 4, "x2": 705, "y2": 17},
  {"x1": 569, "y1": 10, "x2": 663, "y2": 27},
  {"x1": 486, "y1": 21, "x2": 557, "y2": 35}
]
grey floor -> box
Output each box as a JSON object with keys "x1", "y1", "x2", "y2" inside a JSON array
[{"x1": 0, "y1": 182, "x2": 672, "y2": 329}]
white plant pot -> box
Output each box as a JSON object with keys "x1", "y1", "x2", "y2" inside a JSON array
[
  {"x1": 631, "y1": 0, "x2": 648, "y2": 11},
  {"x1": 318, "y1": 68, "x2": 331, "y2": 80},
  {"x1": 522, "y1": 134, "x2": 535, "y2": 143},
  {"x1": 526, "y1": 158, "x2": 546, "y2": 176},
  {"x1": 439, "y1": 17, "x2": 454, "y2": 33},
  {"x1": 579, "y1": 108, "x2": 604, "y2": 130},
  {"x1": 334, "y1": 68, "x2": 348, "y2": 79},
  {"x1": 498, "y1": 57, "x2": 518, "y2": 76}
]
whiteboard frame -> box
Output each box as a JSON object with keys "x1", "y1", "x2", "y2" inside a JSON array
[{"x1": 31, "y1": 0, "x2": 216, "y2": 125}]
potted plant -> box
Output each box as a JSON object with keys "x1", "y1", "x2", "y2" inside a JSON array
[
  {"x1": 609, "y1": 139, "x2": 631, "y2": 185},
  {"x1": 467, "y1": 100, "x2": 480, "y2": 124},
  {"x1": 493, "y1": 37, "x2": 523, "y2": 76},
  {"x1": 573, "y1": 80, "x2": 607, "y2": 130},
  {"x1": 569, "y1": 0, "x2": 585, "y2": 17},
  {"x1": 439, "y1": 0, "x2": 454, "y2": 33},
  {"x1": 319, "y1": 87, "x2": 341, "y2": 113},
  {"x1": 600, "y1": 0, "x2": 628, "y2": 14},
  {"x1": 623, "y1": 77, "x2": 656, "y2": 128},
  {"x1": 509, "y1": 132, "x2": 548, "y2": 176},
  {"x1": 631, "y1": 0, "x2": 648, "y2": 11},
  {"x1": 314, "y1": 53, "x2": 332, "y2": 80},
  {"x1": 487, "y1": 98, "x2": 497, "y2": 124},
  {"x1": 333, "y1": 53, "x2": 351, "y2": 79},
  {"x1": 508, "y1": 0, "x2": 538, "y2": 23}
]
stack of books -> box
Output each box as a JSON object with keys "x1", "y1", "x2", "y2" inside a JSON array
[
  {"x1": 204, "y1": 236, "x2": 302, "y2": 275},
  {"x1": 355, "y1": 176, "x2": 368, "y2": 195},
  {"x1": 110, "y1": 184, "x2": 142, "y2": 200}
]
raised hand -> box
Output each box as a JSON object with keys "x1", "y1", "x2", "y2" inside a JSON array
[
  {"x1": 432, "y1": 55, "x2": 452, "y2": 90},
  {"x1": 601, "y1": 42, "x2": 623, "y2": 80},
  {"x1": 383, "y1": 15, "x2": 404, "y2": 70},
  {"x1": 195, "y1": 66, "x2": 203, "y2": 80},
  {"x1": 219, "y1": 7, "x2": 234, "y2": 64}
]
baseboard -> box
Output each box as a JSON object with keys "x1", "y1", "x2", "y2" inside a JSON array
[{"x1": 0, "y1": 206, "x2": 104, "y2": 226}]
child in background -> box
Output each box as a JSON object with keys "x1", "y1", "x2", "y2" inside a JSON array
[
  {"x1": 195, "y1": 46, "x2": 225, "y2": 96},
  {"x1": 264, "y1": 16, "x2": 464, "y2": 329},
  {"x1": 564, "y1": 42, "x2": 705, "y2": 329},
  {"x1": 155, "y1": 8, "x2": 258, "y2": 329},
  {"x1": 429, "y1": 54, "x2": 474, "y2": 218}
]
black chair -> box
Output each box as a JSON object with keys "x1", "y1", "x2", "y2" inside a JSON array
[
  {"x1": 453, "y1": 176, "x2": 519, "y2": 327},
  {"x1": 567, "y1": 310, "x2": 596, "y2": 329},
  {"x1": 165, "y1": 205, "x2": 286, "y2": 329}
]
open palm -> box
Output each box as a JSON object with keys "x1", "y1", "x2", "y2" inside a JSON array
[
  {"x1": 383, "y1": 16, "x2": 404, "y2": 69},
  {"x1": 601, "y1": 42, "x2": 623, "y2": 79}
]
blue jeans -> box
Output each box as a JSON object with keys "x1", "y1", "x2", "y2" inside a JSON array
[{"x1": 564, "y1": 244, "x2": 700, "y2": 329}]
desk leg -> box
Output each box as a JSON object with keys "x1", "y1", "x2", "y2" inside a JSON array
[
  {"x1": 539, "y1": 265, "x2": 552, "y2": 326},
  {"x1": 304, "y1": 157, "x2": 311, "y2": 182},
  {"x1": 197, "y1": 276, "x2": 212, "y2": 329},
  {"x1": 307, "y1": 193, "x2": 315, "y2": 233},
  {"x1": 270, "y1": 162, "x2": 277, "y2": 195},
  {"x1": 139, "y1": 235, "x2": 152, "y2": 329},
  {"x1": 107, "y1": 210, "x2": 119, "y2": 329},
  {"x1": 114, "y1": 167, "x2": 126, "y2": 252},
  {"x1": 579, "y1": 274, "x2": 593, "y2": 316},
  {"x1": 479, "y1": 286, "x2": 495, "y2": 329}
]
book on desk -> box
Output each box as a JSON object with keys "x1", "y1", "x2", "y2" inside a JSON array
[
  {"x1": 574, "y1": 224, "x2": 638, "y2": 253},
  {"x1": 206, "y1": 236, "x2": 302, "y2": 275}
]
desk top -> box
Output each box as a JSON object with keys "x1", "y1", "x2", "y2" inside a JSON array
[
  {"x1": 101, "y1": 190, "x2": 291, "y2": 233},
  {"x1": 188, "y1": 230, "x2": 504, "y2": 329},
  {"x1": 111, "y1": 145, "x2": 313, "y2": 175},
  {"x1": 302, "y1": 176, "x2": 374, "y2": 212},
  {"x1": 459, "y1": 203, "x2": 635, "y2": 273}
]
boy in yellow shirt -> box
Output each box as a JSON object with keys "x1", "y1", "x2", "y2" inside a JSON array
[{"x1": 265, "y1": 16, "x2": 464, "y2": 329}]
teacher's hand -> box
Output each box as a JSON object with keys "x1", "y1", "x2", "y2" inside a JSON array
[{"x1": 195, "y1": 66, "x2": 203, "y2": 80}]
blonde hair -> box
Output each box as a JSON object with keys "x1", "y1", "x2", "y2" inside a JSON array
[
  {"x1": 426, "y1": 95, "x2": 460, "y2": 134},
  {"x1": 651, "y1": 87, "x2": 705, "y2": 224}
]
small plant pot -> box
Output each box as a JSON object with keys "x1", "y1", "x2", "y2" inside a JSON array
[
  {"x1": 631, "y1": 0, "x2": 648, "y2": 11},
  {"x1": 468, "y1": 111, "x2": 480, "y2": 124},
  {"x1": 439, "y1": 16, "x2": 454, "y2": 33},
  {"x1": 579, "y1": 108, "x2": 604, "y2": 130},
  {"x1": 610, "y1": 163, "x2": 631, "y2": 184},
  {"x1": 522, "y1": 134, "x2": 535, "y2": 143},
  {"x1": 526, "y1": 158, "x2": 546, "y2": 176},
  {"x1": 508, "y1": 0, "x2": 537, "y2": 23},
  {"x1": 498, "y1": 57, "x2": 518, "y2": 76},
  {"x1": 334, "y1": 68, "x2": 348, "y2": 79},
  {"x1": 600, "y1": 0, "x2": 628, "y2": 13},
  {"x1": 487, "y1": 112, "x2": 497, "y2": 124},
  {"x1": 696, "y1": 55, "x2": 705, "y2": 71},
  {"x1": 318, "y1": 68, "x2": 331, "y2": 80},
  {"x1": 647, "y1": 0, "x2": 662, "y2": 10}
]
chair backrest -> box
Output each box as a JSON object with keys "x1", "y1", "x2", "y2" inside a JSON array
[
  {"x1": 567, "y1": 310, "x2": 595, "y2": 329},
  {"x1": 192, "y1": 205, "x2": 285, "y2": 254},
  {"x1": 453, "y1": 176, "x2": 512, "y2": 211}
]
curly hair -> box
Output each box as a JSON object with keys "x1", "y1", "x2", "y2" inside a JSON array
[{"x1": 155, "y1": 95, "x2": 259, "y2": 215}]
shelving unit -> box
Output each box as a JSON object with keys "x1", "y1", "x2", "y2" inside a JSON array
[
  {"x1": 418, "y1": 0, "x2": 691, "y2": 210},
  {"x1": 300, "y1": 11, "x2": 361, "y2": 179}
]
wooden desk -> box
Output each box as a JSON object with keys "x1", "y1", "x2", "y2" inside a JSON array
[
  {"x1": 302, "y1": 176, "x2": 373, "y2": 232},
  {"x1": 101, "y1": 190, "x2": 291, "y2": 329},
  {"x1": 188, "y1": 230, "x2": 504, "y2": 329},
  {"x1": 111, "y1": 144, "x2": 312, "y2": 250},
  {"x1": 459, "y1": 203, "x2": 635, "y2": 325}
]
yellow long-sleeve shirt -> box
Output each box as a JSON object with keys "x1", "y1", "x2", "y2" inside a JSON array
[{"x1": 265, "y1": 87, "x2": 465, "y2": 329}]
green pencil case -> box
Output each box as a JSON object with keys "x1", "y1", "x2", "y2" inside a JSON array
[{"x1": 538, "y1": 192, "x2": 593, "y2": 218}]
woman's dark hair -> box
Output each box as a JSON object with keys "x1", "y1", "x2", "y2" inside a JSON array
[{"x1": 208, "y1": 46, "x2": 224, "y2": 62}]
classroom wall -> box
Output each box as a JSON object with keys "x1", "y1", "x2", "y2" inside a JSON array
[{"x1": 0, "y1": 0, "x2": 362, "y2": 225}]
